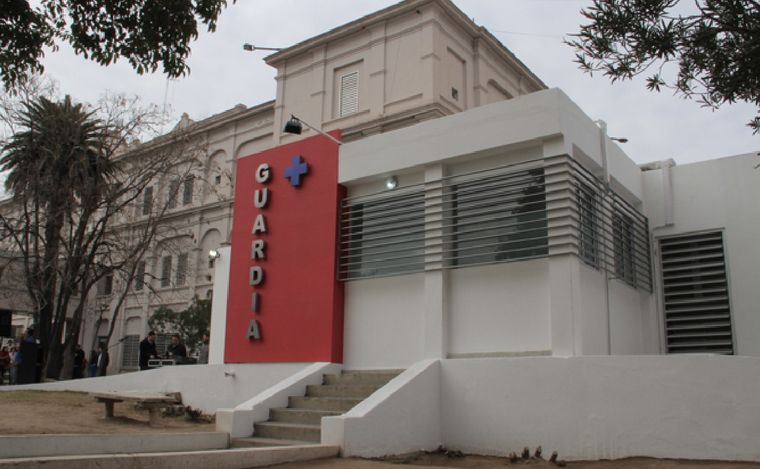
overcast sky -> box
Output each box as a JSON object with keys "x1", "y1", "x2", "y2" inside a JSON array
[{"x1": 36, "y1": 0, "x2": 760, "y2": 166}]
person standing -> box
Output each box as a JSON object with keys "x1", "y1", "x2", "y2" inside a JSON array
[
  {"x1": 165, "y1": 334, "x2": 187, "y2": 364},
  {"x1": 18, "y1": 328, "x2": 38, "y2": 384},
  {"x1": 0, "y1": 346, "x2": 10, "y2": 384},
  {"x1": 72, "y1": 344, "x2": 85, "y2": 379},
  {"x1": 139, "y1": 331, "x2": 159, "y2": 370},
  {"x1": 88, "y1": 349, "x2": 98, "y2": 377},
  {"x1": 9, "y1": 346, "x2": 19, "y2": 385},
  {"x1": 96, "y1": 343, "x2": 109, "y2": 377},
  {"x1": 198, "y1": 332, "x2": 210, "y2": 365}
]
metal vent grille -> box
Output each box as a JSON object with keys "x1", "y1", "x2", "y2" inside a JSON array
[{"x1": 660, "y1": 232, "x2": 733, "y2": 354}]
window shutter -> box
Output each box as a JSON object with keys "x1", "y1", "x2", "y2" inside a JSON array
[
  {"x1": 183, "y1": 176, "x2": 194, "y2": 205},
  {"x1": 168, "y1": 179, "x2": 180, "y2": 209},
  {"x1": 134, "y1": 261, "x2": 145, "y2": 291},
  {"x1": 142, "y1": 186, "x2": 153, "y2": 215},
  {"x1": 161, "y1": 256, "x2": 172, "y2": 287},
  {"x1": 339, "y1": 72, "x2": 359, "y2": 117},
  {"x1": 176, "y1": 253, "x2": 188, "y2": 286}
]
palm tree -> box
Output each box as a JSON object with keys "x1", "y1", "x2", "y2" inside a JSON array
[{"x1": 0, "y1": 95, "x2": 108, "y2": 376}]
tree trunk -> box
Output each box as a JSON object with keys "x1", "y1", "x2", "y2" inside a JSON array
[
  {"x1": 60, "y1": 298, "x2": 86, "y2": 380},
  {"x1": 60, "y1": 337, "x2": 76, "y2": 380}
]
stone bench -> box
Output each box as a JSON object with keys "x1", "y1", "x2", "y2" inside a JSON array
[{"x1": 90, "y1": 391, "x2": 181, "y2": 426}]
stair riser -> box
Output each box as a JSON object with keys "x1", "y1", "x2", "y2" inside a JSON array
[
  {"x1": 230, "y1": 439, "x2": 294, "y2": 448},
  {"x1": 254, "y1": 424, "x2": 320, "y2": 442},
  {"x1": 288, "y1": 396, "x2": 360, "y2": 412},
  {"x1": 270, "y1": 409, "x2": 339, "y2": 425},
  {"x1": 323, "y1": 373, "x2": 399, "y2": 386},
  {"x1": 306, "y1": 384, "x2": 380, "y2": 399}
]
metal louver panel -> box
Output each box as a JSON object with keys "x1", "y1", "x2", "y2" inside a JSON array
[{"x1": 660, "y1": 232, "x2": 733, "y2": 355}]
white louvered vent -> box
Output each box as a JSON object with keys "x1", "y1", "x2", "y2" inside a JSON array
[
  {"x1": 339, "y1": 72, "x2": 359, "y2": 117},
  {"x1": 660, "y1": 231, "x2": 733, "y2": 355}
]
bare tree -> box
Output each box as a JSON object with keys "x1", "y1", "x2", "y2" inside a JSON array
[{"x1": 0, "y1": 83, "x2": 210, "y2": 379}]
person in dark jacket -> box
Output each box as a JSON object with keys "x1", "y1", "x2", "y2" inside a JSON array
[
  {"x1": 165, "y1": 334, "x2": 187, "y2": 364},
  {"x1": 88, "y1": 349, "x2": 98, "y2": 377},
  {"x1": 96, "y1": 343, "x2": 109, "y2": 376},
  {"x1": 18, "y1": 328, "x2": 38, "y2": 384},
  {"x1": 139, "y1": 331, "x2": 159, "y2": 370},
  {"x1": 72, "y1": 344, "x2": 85, "y2": 379}
]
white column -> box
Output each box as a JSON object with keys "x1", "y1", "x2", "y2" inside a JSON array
[
  {"x1": 423, "y1": 164, "x2": 447, "y2": 358},
  {"x1": 208, "y1": 245, "x2": 231, "y2": 364}
]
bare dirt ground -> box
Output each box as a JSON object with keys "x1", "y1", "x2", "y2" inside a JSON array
[
  {"x1": 270, "y1": 452, "x2": 760, "y2": 469},
  {"x1": 0, "y1": 390, "x2": 215, "y2": 434}
]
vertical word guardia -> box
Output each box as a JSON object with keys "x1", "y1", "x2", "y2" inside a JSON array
[{"x1": 247, "y1": 162, "x2": 270, "y2": 340}]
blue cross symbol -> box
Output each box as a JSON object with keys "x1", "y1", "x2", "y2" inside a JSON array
[{"x1": 284, "y1": 155, "x2": 309, "y2": 187}]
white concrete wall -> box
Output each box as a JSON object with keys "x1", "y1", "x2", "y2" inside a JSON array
[
  {"x1": 440, "y1": 356, "x2": 760, "y2": 461},
  {"x1": 573, "y1": 261, "x2": 609, "y2": 355},
  {"x1": 322, "y1": 359, "x2": 441, "y2": 457},
  {"x1": 209, "y1": 245, "x2": 231, "y2": 364},
  {"x1": 4, "y1": 363, "x2": 310, "y2": 414},
  {"x1": 217, "y1": 362, "x2": 342, "y2": 438},
  {"x1": 339, "y1": 89, "x2": 577, "y2": 184},
  {"x1": 447, "y1": 260, "x2": 551, "y2": 356},
  {"x1": 608, "y1": 281, "x2": 653, "y2": 355},
  {"x1": 324, "y1": 355, "x2": 760, "y2": 462},
  {"x1": 0, "y1": 432, "x2": 228, "y2": 459},
  {"x1": 340, "y1": 90, "x2": 652, "y2": 360},
  {"x1": 343, "y1": 274, "x2": 426, "y2": 369},
  {"x1": 642, "y1": 153, "x2": 760, "y2": 356}
]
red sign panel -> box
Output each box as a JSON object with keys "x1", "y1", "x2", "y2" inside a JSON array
[{"x1": 224, "y1": 132, "x2": 344, "y2": 363}]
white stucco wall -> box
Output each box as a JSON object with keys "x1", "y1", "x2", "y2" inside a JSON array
[
  {"x1": 343, "y1": 274, "x2": 426, "y2": 370},
  {"x1": 323, "y1": 359, "x2": 441, "y2": 457},
  {"x1": 447, "y1": 260, "x2": 551, "y2": 356},
  {"x1": 339, "y1": 89, "x2": 579, "y2": 183},
  {"x1": 608, "y1": 281, "x2": 652, "y2": 354},
  {"x1": 325, "y1": 355, "x2": 760, "y2": 462},
  {"x1": 574, "y1": 262, "x2": 609, "y2": 355},
  {"x1": 339, "y1": 89, "x2": 652, "y2": 361},
  {"x1": 209, "y1": 246, "x2": 231, "y2": 364},
  {"x1": 439, "y1": 356, "x2": 760, "y2": 461},
  {"x1": 4, "y1": 363, "x2": 310, "y2": 414},
  {"x1": 642, "y1": 153, "x2": 760, "y2": 356}
]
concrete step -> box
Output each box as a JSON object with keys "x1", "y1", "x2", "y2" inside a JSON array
[
  {"x1": 0, "y1": 445, "x2": 339, "y2": 469},
  {"x1": 0, "y1": 432, "x2": 228, "y2": 459},
  {"x1": 253, "y1": 421, "x2": 321, "y2": 442},
  {"x1": 323, "y1": 370, "x2": 401, "y2": 386},
  {"x1": 230, "y1": 437, "x2": 315, "y2": 448},
  {"x1": 288, "y1": 396, "x2": 362, "y2": 412},
  {"x1": 305, "y1": 384, "x2": 381, "y2": 399},
  {"x1": 269, "y1": 408, "x2": 342, "y2": 425}
]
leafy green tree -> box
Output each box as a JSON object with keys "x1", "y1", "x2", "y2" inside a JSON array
[
  {"x1": 0, "y1": 0, "x2": 234, "y2": 90},
  {"x1": 567, "y1": 0, "x2": 760, "y2": 132},
  {"x1": 148, "y1": 295, "x2": 211, "y2": 355}
]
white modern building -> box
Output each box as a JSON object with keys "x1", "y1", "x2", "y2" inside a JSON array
[{"x1": 3, "y1": 0, "x2": 759, "y2": 462}]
